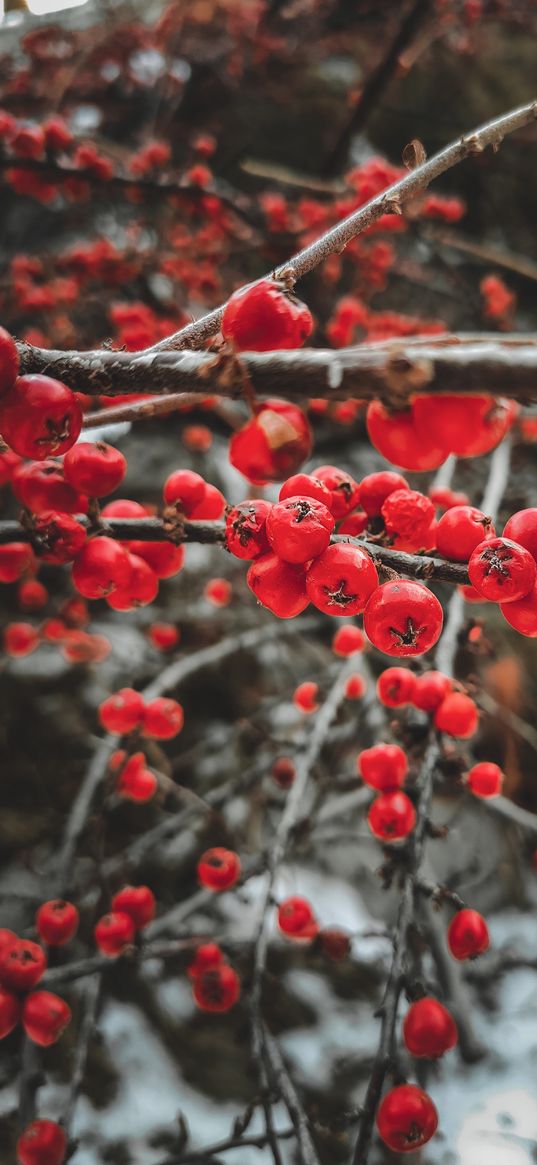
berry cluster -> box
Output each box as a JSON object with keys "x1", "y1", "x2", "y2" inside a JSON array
[
  {"x1": 187, "y1": 943, "x2": 241, "y2": 1013},
  {"x1": 94, "y1": 885, "x2": 155, "y2": 956},
  {"x1": 0, "y1": 925, "x2": 71, "y2": 1048}
]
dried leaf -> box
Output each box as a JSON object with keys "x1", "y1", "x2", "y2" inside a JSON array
[{"x1": 402, "y1": 138, "x2": 427, "y2": 169}]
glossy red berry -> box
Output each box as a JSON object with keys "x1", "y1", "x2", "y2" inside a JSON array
[
  {"x1": 94, "y1": 911, "x2": 136, "y2": 957},
  {"x1": 230, "y1": 399, "x2": 312, "y2": 485},
  {"x1": 381, "y1": 489, "x2": 435, "y2": 552},
  {"x1": 0, "y1": 543, "x2": 35, "y2": 583},
  {"x1": 359, "y1": 471, "x2": 409, "y2": 517},
  {"x1": 293, "y1": 681, "x2": 319, "y2": 713},
  {"x1": 63, "y1": 441, "x2": 126, "y2": 496},
  {"x1": 0, "y1": 326, "x2": 19, "y2": 396},
  {"x1": 318, "y1": 927, "x2": 351, "y2": 961},
  {"x1": 222, "y1": 278, "x2": 313, "y2": 352},
  {"x1": 279, "y1": 473, "x2": 332, "y2": 508},
  {"x1": 34, "y1": 511, "x2": 86, "y2": 564},
  {"x1": 447, "y1": 908, "x2": 489, "y2": 960},
  {"x1": 358, "y1": 743, "x2": 408, "y2": 791},
  {"x1": 306, "y1": 544, "x2": 378, "y2": 616},
  {"x1": 403, "y1": 997, "x2": 458, "y2": 1058},
  {"x1": 106, "y1": 553, "x2": 159, "y2": 610},
  {"x1": 467, "y1": 761, "x2": 503, "y2": 798},
  {"x1": 72, "y1": 537, "x2": 132, "y2": 599},
  {"x1": 277, "y1": 896, "x2": 318, "y2": 939},
  {"x1": 338, "y1": 509, "x2": 369, "y2": 536},
  {"x1": 0, "y1": 985, "x2": 21, "y2": 1038},
  {"x1": 189, "y1": 482, "x2": 225, "y2": 520},
  {"x1": 143, "y1": 697, "x2": 184, "y2": 739},
  {"x1": 364, "y1": 581, "x2": 443, "y2": 657},
  {"x1": 36, "y1": 900, "x2": 79, "y2": 946},
  {"x1": 163, "y1": 469, "x2": 206, "y2": 515},
  {"x1": 413, "y1": 392, "x2": 514, "y2": 458},
  {"x1": 115, "y1": 753, "x2": 157, "y2": 802},
  {"x1": 500, "y1": 581, "x2": 537, "y2": 636},
  {"x1": 98, "y1": 688, "x2": 145, "y2": 734},
  {"x1": 434, "y1": 692, "x2": 478, "y2": 738},
  {"x1": 22, "y1": 991, "x2": 71, "y2": 1046},
  {"x1": 435, "y1": 505, "x2": 494, "y2": 562},
  {"x1": 4, "y1": 622, "x2": 40, "y2": 657},
  {"x1": 247, "y1": 553, "x2": 309, "y2": 618},
  {"x1": 130, "y1": 540, "x2": 184, "y2": 580},
  {"x1": 12, "y1": 460, "x2": 86, "y2": 515},
  {"x1": 503, "y1": 508, "x2": 537, "y2": 563},
  {"x1": 266, "y1": 496, "x2": 334, "y2": 564},
  {"x1": 312, "y1": 465, "x2": 360, "y2": 519},
  {"x1": 224, "y1": 499, "x2": 271, "y2": 560},
  {"x1": 0, "y1": 939, "x2": 46, "y2": 991},
  {"x1": 192, "y1": 963, "x2": 241, "y2": 1012},
  {"x1": 366, "y1": 400, "x2": 446, "y2": 472},
  {"x1": 187, "y1": 943, "x2": 224, "y2": 979},
  {"x1": 197, "y1": 848, "x2": 241, "y2": 891},
  {"x1": 148, "y1": 622, "x2": 180, "y2": 650},
  {"x1": 376, "y1": 667, "x2": 417, "y2": 707},
  {"x1": 111, "y1": 885, "x2": 156, "y2": 929},
  {"x1": 0, "y1": 375, "x2": 82, "y2": 459},
  {"x1": 332, "y1": 624, "x2": 365, "y2": 656},
  {"x1": 271, "y1": 757, "x2": 296, "y2": 788},
  {"x1": 376, "y1": 1084, "x2": 438, "y2": 1152},
  {"x1": 368, "y1": 791, "x2": 416, "y2": 841},
  {"x1": 468, "y1": 537, "x2": 536, "y2": 603},
  {"x1": 344, "y1": 672, "x2": 366, "y2": 699},
  {"x1": 17, "y1": 1120, "x2": 67, "y2": 1165},
  {"x1": 412, "y1": 671, "x2": 451, "y2": 713}
]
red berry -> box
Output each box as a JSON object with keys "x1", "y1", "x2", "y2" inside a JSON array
[
  {"x1": 204, "y1": 578, "x2": 231, "y2": 606},
  {"x1": 381, "y1": 489, "x2": 435, "y2": 552},
  {"x1": 230, "y1": 399, "x2": 312, "y2": 485},
  {"x1": 0, "y1": 543, "x2": 35, "y2": 583},
  {"x1": 376, "y1": 1084, "x2": 438, "y2": 1152},
  {"x1": 332, "y1": 624, "x2": 365, "y2": 656},
  {"x1": 367, "y1": 400, "x2": 446, "y2": 472},
  {"x1": 189, "y1": 483, "x2": 225, "y2": 520},
  {"x1": 338, "y1": 509, "x2": 369, "y2": 536},
  {"x1": 36, "y1": 900, "x2": 79, "y2": 946},
  {"x1": 0, "y1": 939, "x2": 46, "y2": 991},
  {"x1": 143, "y1": 696, "x2": 184, "y2": 739},
  {"x1": 72, "y1": 537, "x2": 132, "y2": 599},
  {"x1": 468, "y1": 537, "x2": 536, "y2": 603},
  {"x1": 148, "y1": 622, "x2": 180, "y2": 651},
  {"x1": 62, "y1": 630, "x2": 110, "y2": 664},
  {"x1": 293, "y1": 681, "x2": 318, "y2": 713},
  {"x1": 0, "y1": 326, "x2": 19, "y2": 396},
  {"x1": 94, "y1": 911, "x2": 136, "y2": 957},
  {"x1": 312, "y1": 465, "x2": 360, "y2": 519},
  {"x1": 413, "y1": 392, "x2": 514, "y2": 458},
  {"x1": 12, "y1": 460, "x2": 86, "y2": 515},
  {"x1": 163, "y1": 469, "x2": 206, "y2": 515},
  {"x1": 106, "y1": 553, "x2": 158, "y2": 610},
  {"x1": 279, "y1": 473, "x2": 332, "y2": 508},
  {"x1": 500, "y1": 581, "x2": 537, "y2": 636},
  {"x1": 111, "y1": 885, "x2": 156, "y2": 929},
  {"x1": 271, "y1": 757, "x2": 296, "y2": 788},
  {"x1": 412, "y1": 671, "x2": 451, "y2": 713},
  {"x1": 376, "y1": 667, "x2": 417, "y2": 707},
  {"x1": 277, "y1": 896, "x2": 317, "y2": 939},
  {"x1": 436, "y1": 505, "x2": 494, "y2": 562},
  {"x1": 429, "y1": 486, "x2": 470, "y2": 510},
  {"x1": 344, "y1": 672, "x2": 366, "y2": 699},
  {"x1": 222, "y1": 278, "x2": 312, "y2": 352},
  {"x1": 364, "y1": 581, "x2": 443, "y2": 657},
  {"x1": 403, "y1": 996, "x2": 458, "y2": 1058},
  {"x1": 0, "y1": 985, "x2": 21, "y2": 1038},
  {"x1": 447, "y1": 908, "x2": 489, "y2": 960},
  {"x1": 368, "y1": 791, "x2": 416, "y2": 841},
  {"x1": 503, "y1": 508, "x2": 537, "y2": 563},
  {"x1": 225, "y1": 499, "x2": 272, "y2": 560},
  {"x1": 192, "y1": 963, "x2": 240, "y2": 1012},
  {"x1": 197, "y1": 848, "x2": 241, "y2": 891},
  {"x1": 187, "y1": 942, "x2": 224, "y2": 979},
  {"x1": 129, "y1": 540, "x2": 185, "y2": 580},
  {"x1": 467, "y1": 761, "x2": 503, "y2": 798},
  {"x1": 17, "y1": 1120, "x2": 67, "y2": 1165},
  {"x1": 98, "y1": 688, "x2": 145, "y2": 734},
  {"x1": 358, "y1": 743, "x2": 408, "y2": 791},
  {"x1": 116, "y1": 754, "x2": 157, "y2": 802},
  {"x1": 360, "y1": 471, "x2": 409, "y2": 517},
  {"x1": 247, "y1": 553, "x2": 309, "y2": 618},
  {"x1": 22, "y1": 990, "x2": 71, "y2": 1046},
  {"x1": 0, "y1": 375, "x2": 82, "y2": 460},
  {"x1": 318, "y1": 927, "x2": 351, "y2": 961},
  {"x1": 266, "y1": 495, "x2": 334, "y2": 564},
  {"x1": 306, "y1": 544, "x2": 378, "y2": 616},
  {"x1": 4, "y1": 622, "x2": 39, "y2": 657},
  {"x1": 18, "y1": 579, "x2": 47, "y2": 611},
  {"x1": 434, "y1": 692, "x2": 478, "y2": 738},
  {"x1": 34, "y1": 511, "x2": 86, "y2": 564},
  {"x1": 63, "y1": 441, "x2": 126, "y2": 496}
]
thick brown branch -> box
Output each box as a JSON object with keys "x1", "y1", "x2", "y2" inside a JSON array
[{"x1": 16, "y1": 334, "x2": 537, "y2": 405}]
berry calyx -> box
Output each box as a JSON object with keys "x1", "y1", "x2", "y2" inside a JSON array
[
  {"x1": 368, "y1": 791, "x2": 416, "y2": 842},
  {"x1": 468, "y1": 536, "x2": 536, "y2": 603},
  {"x1": 266, "y1": 496, "x2": 334, "y2": 564},
  {"x1": 364, "y1": 581, "x2": 443, "y2": 657},
  {"x1": 197, "y1": 848, "x2": 241, "y2": 891},
  {"x1": 376, "y1": 1084, "x2": 438, "y2": 1152},
  {"x1": 305, "y1": 543, "x2": 378, "y2": 616},
  {"x1": 447, "y1": 908, "x2": 490, "y2": 960},
  {"x1": 403, "y1": 997, "x2": 458, "y2": 1058}
]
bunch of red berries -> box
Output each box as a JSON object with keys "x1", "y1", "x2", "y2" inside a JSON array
[
  {"x1": 187, "y1": 943, "x2": 240, "y2": 1013},
  {"x1": 94, "y1": 885, "x2": 155, "y2": 956},
  {"x1": 0, "y1": 924, "x2": 71, "y2": 1048}
]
